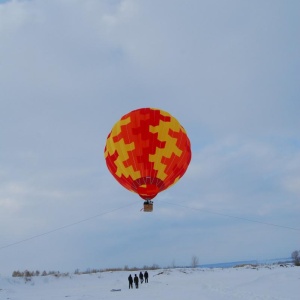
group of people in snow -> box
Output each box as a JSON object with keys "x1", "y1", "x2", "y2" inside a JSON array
[{"x1": 128, "y1": 271, "x2": 149, "y2": 289}]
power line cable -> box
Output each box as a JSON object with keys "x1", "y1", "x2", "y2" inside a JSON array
[
  {"x1": 2, "y1": 198, "x2": 298, "y2": 252},
  {"x1": 0, "y1": 202, "x2": 137, "y2": 250},
  {"x1": 160, "y1": 200, "x2": 300, "y2": 232}
]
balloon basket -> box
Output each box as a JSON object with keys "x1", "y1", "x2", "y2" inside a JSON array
[{"x1": 143, "y1": 201, "x2": 153, "y2": 212}]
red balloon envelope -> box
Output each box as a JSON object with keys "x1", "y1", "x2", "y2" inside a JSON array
[{"x1": 104, "y1": 107, "x2": 191, "y2": 204}]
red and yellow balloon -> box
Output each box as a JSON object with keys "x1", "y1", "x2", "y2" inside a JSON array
[{"x1": 104, "y1": 108, "x2": 191, "y2": 205}]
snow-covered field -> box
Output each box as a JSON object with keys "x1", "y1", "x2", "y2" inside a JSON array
[{"x1": 1, "y1": 264, "x2": 299, "y2": 300}]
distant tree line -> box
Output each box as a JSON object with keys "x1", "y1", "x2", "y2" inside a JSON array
[
  {"x1": 12, "y1": 270, "x2": 70, "y2": 278},
  {"x1": 12, "y1": 264, "x2": 161, "y2": 278},
  {"x1": 291, "y1": 250, "x2": 300, "y2": 266}
]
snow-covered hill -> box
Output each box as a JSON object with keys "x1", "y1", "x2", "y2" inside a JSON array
[{"x1": 0, "y1": 264, "x2": 299, "y2": 300}]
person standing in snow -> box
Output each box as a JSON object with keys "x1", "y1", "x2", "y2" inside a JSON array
[
  {"x1": 128, "y1": 274, "x2": 133, "y2": 289},
  {"x1": 134, "y1": 274, "x2": 139, "y2": 288},
  {"x1": 144, "y1": 271, "x2": 149, "y2": 283},
  {"x1": 139, "y1": 271, "x2": 144, "y2": 283}
]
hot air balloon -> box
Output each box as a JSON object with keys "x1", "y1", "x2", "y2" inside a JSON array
[{"x1": 104, "y1": 107, "x2": 191, "y2": 212}]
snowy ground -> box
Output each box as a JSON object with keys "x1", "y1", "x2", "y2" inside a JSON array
[{"x1": 0, "y1": 264, "x2": 299, "y2": 300}]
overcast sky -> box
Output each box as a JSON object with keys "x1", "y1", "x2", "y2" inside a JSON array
[{"x1": 0, "y1": 0, "x2": 300, "y2": 275}]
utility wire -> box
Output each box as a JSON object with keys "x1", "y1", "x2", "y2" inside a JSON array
[
  {"x1": 2, "y1": 199, "x2": 299, "y2": 251},
  {"x1": 0, "y1": 202, "x2": 137, "y2": 250},
  {"x1": 160, "y1": 200, "x2": 300, "y2": 232}
]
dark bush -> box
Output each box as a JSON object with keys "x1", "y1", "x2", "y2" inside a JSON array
[{"x1": 291, "y1": 250, "x2": 300, "y2": 266}]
